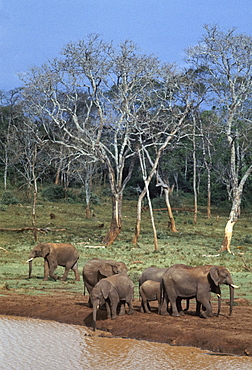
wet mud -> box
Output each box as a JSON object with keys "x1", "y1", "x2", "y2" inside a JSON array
[{"x1": 0, "y1": 291, "x2": 251, "y2": 357}]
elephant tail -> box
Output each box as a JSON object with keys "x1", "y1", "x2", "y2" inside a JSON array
[{"x1": 160, "y1": 279, "x2": 165, "y2": 305}]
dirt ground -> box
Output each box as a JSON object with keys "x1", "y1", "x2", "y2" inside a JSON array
[{"x1": 0, "y1": 290, "x2": 252, "y2": 357}]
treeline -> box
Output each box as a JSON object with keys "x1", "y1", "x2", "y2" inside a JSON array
[{"x1": 0, "y1": 25, "x2": 251, "y2": 251}]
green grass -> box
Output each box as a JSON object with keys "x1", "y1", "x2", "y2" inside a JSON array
[{"x1": 0, "y1": 192, "x2": 251, "y2": 302}]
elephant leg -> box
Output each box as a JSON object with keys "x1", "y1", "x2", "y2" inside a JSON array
[
  {"x1": 184, "y1": 298, "x2": 190, "y2": 311},
  {"x1": 176, "y1": 297, "x2": 185, "y2": 316},
  {"x1": 126, "y1": 300, "x2": 134, "y2": 315},
  {"x1": 196, "y1": 300, "x2": 201, "y2": 316},
  {"x1": 140, "y1": 300, "x2": 145, "y2": 313},
  {"x1": 105, "y1": 300, "x2": 112, "y2": 319},
  {"x1": 160, "y1": 296, "x2": 169, "y2": 315},
  {"x1": 197, "y1": 293, "x2": 212, "y2": 318},
  {"x1": 142, "y1": 297, "x2": 151, "y2": 314},
  {"x1": 72, "y1": 262, "x2": 80, "y2": 281},
  {"x1": 118, "y1": 302, "x2": 126, "y2": 316},
  {"x1": 61, "y1": 267, "x2": 70, "y2": 281},
  {"x1": 111, "y1": 297, "x2": 119, "y2": 319},
  {"x1": 49, "y1": 266, "x2": 58, "y2": 281},
  {"x1": 43, "y1": 260, "x2": 49, "y2": 280},
  {"x1": 84, "y1": 283, "x2": 93, "y2": 307},
  {"x1": 170, "y1": 296, "x2": 180, "y2": 317}
]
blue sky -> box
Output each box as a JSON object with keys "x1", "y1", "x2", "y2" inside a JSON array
[{"x1": 1, "y1": 0, "x2": 252, "y2": 91}]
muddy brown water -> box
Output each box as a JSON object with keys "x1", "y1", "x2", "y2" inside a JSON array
[{"x1": 1, "y1": 315, "x2": 252, "y2": 370}]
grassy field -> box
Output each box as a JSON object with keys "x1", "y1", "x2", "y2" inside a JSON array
[{"x1": 0, "y1": 191, "x2": 251, "y2": 303}]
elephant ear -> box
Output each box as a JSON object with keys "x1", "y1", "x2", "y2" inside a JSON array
[
  {"x1": 98, "y1": 263, "x2": 113, "y2": 277},
  {"x1": 112, "y1": 264, "x2": 120, "y2": 274},
  {"x1": 41, "y1": 244, "x2": 50, "y2": 258},
  {"x1": 209, "y1": 265, "x2": 220, "y2": 286},
  {"x1": 100, "y1": 280, "x2": 112, "y2": 299}
]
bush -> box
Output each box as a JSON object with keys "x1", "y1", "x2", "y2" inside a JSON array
[
  {"x1": 1, "y1": 191, "x2": 19, "y2": 205},
  {"x1": 41, "y1": 185, "x2": 65, "y2": 201}
]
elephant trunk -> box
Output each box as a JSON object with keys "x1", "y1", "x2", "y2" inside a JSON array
[
  {"x1": 27, "y1": 257, "x2": 34, "y2": 279},
  {"x1": 229, "y1": 285, "x2": 234, "y2": 316},
  {"x1": 93, "y1": 303, "x2": 98, "y2": 331},
  {"x1": 216, "y1": 294, "x2": 221, "y2": 317}
]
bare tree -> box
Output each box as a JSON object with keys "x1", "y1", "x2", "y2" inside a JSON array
[
  {"x1": 13, "y1": 118, "x2": 49, "y2": 241},
  {"x1": 20, "y1": 36, "x2": 171, "y2": 245},
  {"x1": 0, "y1": 89, "x2": 22, "y2": 190},
  {"x1": 187, "y1": 25, "x2": 252, "y2": 253}
]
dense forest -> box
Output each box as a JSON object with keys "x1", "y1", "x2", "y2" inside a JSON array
[{"x1": 0, "y1": 25, "x2": 251, "y2": 252}]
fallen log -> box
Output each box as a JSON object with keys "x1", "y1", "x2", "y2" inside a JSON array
[{"x1": 0, "y1": 227, "x2": 66, "y2": 233}]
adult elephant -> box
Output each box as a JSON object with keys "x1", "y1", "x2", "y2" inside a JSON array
[
  {"x1": 27, "y1": 242, "x2": 80, "y2": 281},
  {"x1": 82, "y1": 258, "x2": 128, "y2": 307},
  {"x1": 139, "y1": 266, "x2": 190, "y2": 313},
  {"x1": 91, "y1": 273, "x2": 134, "y2": 331},
  {"x1": 162, "y1": 264, "x2": 238, "y2": 318}
]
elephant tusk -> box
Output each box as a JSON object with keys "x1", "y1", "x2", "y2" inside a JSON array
[
  {"x1": 26, "y1": 258, "x2": 33, "y2": 262},
  {"x1": 230, "y1": 284, "x2": 239, "y2": 289},
  {"x1": 217, "y1": 294, "x2": 221, "y2": 298}
]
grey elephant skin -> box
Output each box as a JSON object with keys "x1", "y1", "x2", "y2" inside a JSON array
[
  {"x1": 161, "y1": 264, "x2": 236, "y2": 318},
  {"x1": 140, "y1": 280, "x2": 162, "y2": 314},
  {"x1": 27, "y1": 242, "x2": 80, "y2": 281},
  {"x1": 91, "y1": 273, "x2": 134, "y2": 331},
  {"x1": 138, "y1": 267, "x2": 168, "y2": 286},
  {"x1": 82, "y1": 258, "x2": 128, "y2": 307},
  {"x1": 138, "y1": 266, "x2": 190, "y2": 314}
]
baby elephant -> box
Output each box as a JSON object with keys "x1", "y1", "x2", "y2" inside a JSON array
[
  {"x1": 140, "y1": 280, "x2": 162, "y2": 314},
  {"x1": 91, "y1": 273, "x2": 134, "y2": 331}
]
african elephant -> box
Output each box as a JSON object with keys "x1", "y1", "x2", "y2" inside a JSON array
[
  {"x1": 139, "y1": 280, "x2": 162, "y2": 314},
  {"x1": 82, "y1": 258, "x2": 128, "y2": 307},
  {"x1": 27, "y1": 242, "x2": 80, "y2": 281},
  {"x1": 161, "y1": 264, "x2": 238, "y2": 318},
  {"x1": 91, "y1": 273, "x2": 134, "y2": 330},
  {"x1": 138, "y1": 266, "x2": 190, "y2": 314}
]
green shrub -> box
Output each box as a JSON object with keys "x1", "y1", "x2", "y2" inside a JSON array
[
  {"x1": 41, "y1": 185, "x2": 65, "y2": 201},
  {"x1": 1, "y1": 191, "x2": 19, "y2": 205}
]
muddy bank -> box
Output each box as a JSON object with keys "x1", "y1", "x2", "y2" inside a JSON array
[{"x1": 0, "y1": 291, "x2": 251, "y2": 357}]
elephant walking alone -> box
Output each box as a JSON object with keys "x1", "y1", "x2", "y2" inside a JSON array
[{"x1": 27, "y1": 242, "x2": 80, "y2": 281}]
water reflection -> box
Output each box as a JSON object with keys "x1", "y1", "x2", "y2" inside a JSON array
[{"x1": 1, "y1": 315, "x2": 251, "y2": 370}]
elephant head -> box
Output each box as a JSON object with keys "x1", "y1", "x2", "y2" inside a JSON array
[
  {"x1": 97, "y1": 261, "x2": 127, "y2": 279},
  {"x1": 209, "y1": 265, "x2": 239, "y2": 316},
  {"x1": 27, "y1": 243, "x2": 52, "y2": 278}
]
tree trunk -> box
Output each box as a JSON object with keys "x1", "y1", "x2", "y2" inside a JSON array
[
  {"x1": 146, "y1": 183, "x2": 158, "y2": 251},
  {"x1": 132, "y1": 188, "x2": 146, "y2": 245},
  {"x1": 85, "y1": 204, "x2": 91, "y2": 219},
  {"x1": 192, "y1": 115, "x2": 197, "y2": 225},
  {"x1": 220, "y1": 219, "x2": 236, "y2": 253},
  {"x1": 207, "y1": 170, "x2": 211, "y2": 218},
  {"x1": 220, "y1": 165, "x2": 252, "y2": 253},
  {"x1": 103, "y1": 193, "x2": 122, "y2": 246},
  {"x1": 164, "y1": 188, "x2": 178, "y2": 232}
]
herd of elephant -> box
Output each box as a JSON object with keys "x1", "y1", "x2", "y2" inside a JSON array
[{"x1": 27, "y1": 242, "x2": 239, "y2": 330}]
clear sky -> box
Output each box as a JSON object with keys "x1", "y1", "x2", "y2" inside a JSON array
[{"x1": 1, "y1": 0, "x2": 252, "y2": 91}]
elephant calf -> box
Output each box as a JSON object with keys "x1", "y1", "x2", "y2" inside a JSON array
[
  {"x1": 82, "y1": 258, "x2": 128, "y2": 307},
  {"x1": 27, "y1": 242, "x2": 80, "y2": 281},
  {"x1": 140, "y1": 280, "x2": 162, "y2": 314},
  {"x1": 91, "y1": 273, "x2": 134, "y2": 331}
]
